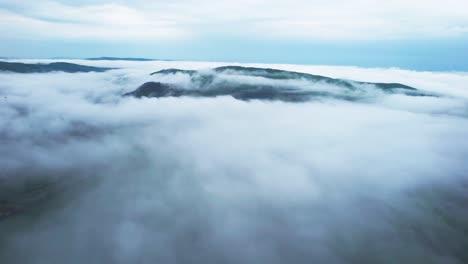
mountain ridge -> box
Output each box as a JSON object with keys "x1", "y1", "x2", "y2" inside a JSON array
[
  {"x1": 0, "y1": 61, "x2": 115, "y2": 73},
  {"x1": 126, "y1": 66, "x2": 432, "y2": 102}
]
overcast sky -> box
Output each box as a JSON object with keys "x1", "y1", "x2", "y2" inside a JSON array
[{"x1": 1, "y1": 0, "x2": 468, "y2": 70}]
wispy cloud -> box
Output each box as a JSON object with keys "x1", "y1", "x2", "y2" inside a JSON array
[
  {"x1": 1, "y1": 0, "x2": 468, "y2": 42},
  {"x1": 0, "y1": 1, "x2": 189, "y2": 41}
]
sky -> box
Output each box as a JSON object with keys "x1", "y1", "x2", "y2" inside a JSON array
[{"x1": 1, "y1": 0, "x2": 468, "y2": 70}]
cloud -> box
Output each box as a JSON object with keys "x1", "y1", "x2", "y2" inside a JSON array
[
  {"x1": 0, "y1": 1, "x2": 189, "y2": 41},
  {"x1": 1, "y1": 60, "x2": 468, "y2": 263},
  {"x1": 1, "y1": 0, "x2": 468, "y2": 42}
]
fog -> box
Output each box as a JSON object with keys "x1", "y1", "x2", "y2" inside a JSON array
[{"x1": 1, "y1": 60, "x2": 468, "y2": 263}]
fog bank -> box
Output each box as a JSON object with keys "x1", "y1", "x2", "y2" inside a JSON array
[{"x1": 1, "y1": 60, "x2": 468, "y2": 263}]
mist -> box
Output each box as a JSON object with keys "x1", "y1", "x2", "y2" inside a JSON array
[{"x1": 1, "y1": 60, "x2": 468, "y2": 263}]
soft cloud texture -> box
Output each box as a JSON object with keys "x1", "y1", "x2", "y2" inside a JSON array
[
  {"x1": 1, "y1": 0, "x2": 468, "y2": 41},
  {"x1": 1, "y1": 60, "x2": 468, "y2": 263},
  {"x1": 0, "y1": 1, "x2": 187, "y2": 41}
]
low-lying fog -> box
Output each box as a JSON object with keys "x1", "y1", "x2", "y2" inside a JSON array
[{"x1": 1, "y1": 60, "x2": 468, "y2": 264}]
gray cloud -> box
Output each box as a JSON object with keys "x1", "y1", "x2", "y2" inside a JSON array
[{"x1": 1, "y1": 60, "x2": 468, "y2": 263}]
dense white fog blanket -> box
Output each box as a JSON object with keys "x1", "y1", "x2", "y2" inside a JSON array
[{"x1": 1, "y1": 60, "x2": 468, "y2": 264}]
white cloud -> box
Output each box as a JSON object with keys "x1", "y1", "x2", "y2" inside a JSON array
[
  {"x1": 1, "y1": 0, "x2": 468, "y2": 41},
  {"x1": 0, "y1": 1, "x2": 189, "y2": 41},
  {"x1": 1, "y1": 60, "x2": 468, "y2": 262}
]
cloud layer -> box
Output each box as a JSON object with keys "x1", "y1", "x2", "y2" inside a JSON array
[
  {"x1": 1, "y1": 60, "x2": 468, "y2": 263},
  {"x1": 1, "y1": 0, "x2": 468, "y2": 41}
]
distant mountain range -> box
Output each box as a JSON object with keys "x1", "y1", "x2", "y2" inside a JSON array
[
  {"x1": 125, "y1": 66, "x2": 432, "y2": 102},
  {"x1": 0, "y1": 61, "x2": 115, "y2": 73},
  {"x1": 86, "y1": 57, "x2": 163, "y2": 61}
]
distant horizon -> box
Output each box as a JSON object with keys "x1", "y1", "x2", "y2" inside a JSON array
[{"x1": 1, "y1": 52, "x2": 468, "y2": 72}]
